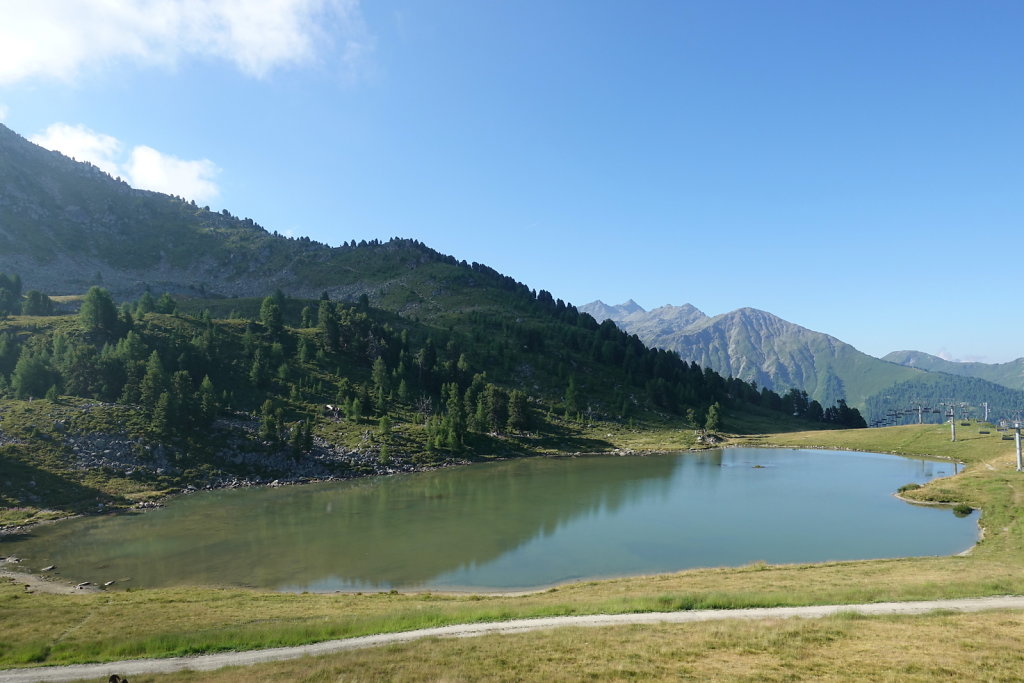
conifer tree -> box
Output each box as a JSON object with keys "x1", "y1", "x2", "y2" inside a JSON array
[
  {"x1": 259, "y1": 400, "x2": 278, "y2": 441},
  {"x1": 21, "y1": 291, "x2": 54, "y2": 316},
  {"x1": 79, "y1": 286, "x2": 118, "y2": 336},
  {"x1": 198, "y1": 375, "x2": 217, "y2": 424},
  {"x1": 564, "y1": 376, "x2": 579, "y2": 417},
  {"x1": 317, "y1": 300, "x2": 340, "y2": 351},
  {"x1": 507, "y1": 390, "x2": 530, "y2": 432},
  {"x1": 139, "y1": 351, "x2": 167, "y2": 408},
  {"x1": 151, "y1": 391, "x2": 174, "y2": 437},
  {"x1": 136, "y1": 291, "x2": 155, "y2": 316},
  {"x1": 11, "y1": 351, "x2": 54, "y2": 399},
  {"x1": 259, "y1": 295, "x2": 283, "y2": 337},
  {"x1": 156, "y1": 293, "x2": 177, "y2": 314},
  {"x1": 705, "y1": 402, "x2": 722, "y2": 432}
]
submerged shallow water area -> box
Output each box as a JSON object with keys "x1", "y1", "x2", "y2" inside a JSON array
[{"x1": 5, "y1": 448, "x2": 977, "y2": 592}]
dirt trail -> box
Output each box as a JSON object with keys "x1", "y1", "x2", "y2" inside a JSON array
[
  {"x1": 2, "y1": 596, "x2": 1024, "y2": 683},
  {"x1": 0, "y1": 569, "x2": 99, "y2": 595}
]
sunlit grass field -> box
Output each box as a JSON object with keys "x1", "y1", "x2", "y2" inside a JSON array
[{"x1": 80, "y1": 611, "x2": 1024, "y2": 682}]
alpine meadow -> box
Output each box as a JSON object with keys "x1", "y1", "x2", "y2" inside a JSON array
[{"x1": 3, "y1": 2, "x2": 1024, "y2": 681}]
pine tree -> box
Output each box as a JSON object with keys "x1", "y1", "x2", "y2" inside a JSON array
[
  {"x1": 443, "y1": 382, "x2": 465, "y2": 449},
  {"x1": 136, "y1": 291, "x2": 155, "y2": 316},
  {"x1": 317, "y1": 301, "x2": 340, "y2": 351},
  {"x1": 303, "y1": 419, "x2": 314, "y2": 452},
  {"x1": 564, "y1": 376, "x2": 579, "y2": 417},
  {"x1": 155, "y1": 293, "x2": 177, "y2": 314},
  {"x1": 259, "y1": 296, "x2": 283, "y2": 337},
  {"x1": 705, "y1": 402, "x2": 722, "y2": 432},
  {"x1": 11, "y1": 351, "x2": 54, "y2": 399},
  {"x1": 259, "y1": 400, "x2": 278, "y2": 441},
  {"x1": 249, "y1": 347, "x2": 269, "y2": 388},
  {"x1": 21, "y1": 291, "x2": 54, "y2": 316},
  {"x1": 483, "y1": 384, "x2": 508, "y2": 433},
  {"x1": 151, "y1": 391, "x2": 174, "y2": 437},
  {"x1": 138, "y1": 351, "x2": 167, "y2": 408},
  {"x1": 371, "y1": 356, "x2": 389, "y2": 411},
  {"x1": 79, "y1": 286, "x2": 118, "y2": 335},
  {"x1": 289, "y1": 422, "x2": 305, "y2": 458},
  {"x1": 507, "y1": 390, "x2": 530, "y2": 432},
  {"x1": 198, "y1": 375, "x2": 217, "y2": 424}
]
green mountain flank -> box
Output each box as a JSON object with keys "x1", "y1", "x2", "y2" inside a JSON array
[
  {"x1": 581, "y1": 300, "x2": 923, "y2": 409},
  {"x1": 865, "y1": 372, "x2": 1024, "y2": 426},
  {"x1": 0, "y1": 123, "x2": 868, "y2": 526},
  {"x1": 884, "y1": 350, "x2": 1024, "y2": 392}
]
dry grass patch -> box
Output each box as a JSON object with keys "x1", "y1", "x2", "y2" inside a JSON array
[{"x1": 82, "y1": 611, "x2": 1024, "y2": 682}]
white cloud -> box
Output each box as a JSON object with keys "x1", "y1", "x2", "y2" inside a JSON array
[
  {"x1": 0, "y1": 0, "x2": 370, "y2": 84},
  {"x1": 30, "y1": 123, "x2": 123, "y2": 176},
  {"x1": 30, "y1": 122, "x2": 220, "y2": 202},
  {"x1": 125, "y1": 145, "x2": 220, "y2": 202},
  {"x1": 934, "y1": 349, "x2": 991, "y2": 364},
  {"x1": 0, "y1": 104, "x2": 8, "y2": 122}
]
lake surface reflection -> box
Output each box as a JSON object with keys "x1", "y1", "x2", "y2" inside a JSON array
[{"x1": 3, "y1": 448, "x2": 977, "y2": 591}]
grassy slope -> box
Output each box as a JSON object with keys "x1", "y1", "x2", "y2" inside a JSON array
[
  {"x1": 885, "y1": 350, "x2": 1024, "y2": 391},
  {"x1": 2, "y1": 423, "x2": 1023, "y2": 672}
]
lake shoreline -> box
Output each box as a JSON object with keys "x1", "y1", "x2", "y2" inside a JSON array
[
  {"x1": 0, "y1": 445, "x2": 692, "y2": 538},
  {"x1": 2, "y1": 446, "x2": 978, "y2": 595}
]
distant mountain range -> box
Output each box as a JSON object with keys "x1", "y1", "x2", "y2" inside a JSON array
[
  {"x1": 883, "y1": 351, "x2": 1024, "y2": 392},
  {"x1": 581, "y1": 300, "x2": 1024, "y2": 422},
  {"x1": 580, "y1": 300, "x2": 921, "y2": 409}
]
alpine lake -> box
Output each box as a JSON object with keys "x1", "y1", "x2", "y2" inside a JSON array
[{"x1": 4, "y1": 448, "x2": 978, "y2": 593}]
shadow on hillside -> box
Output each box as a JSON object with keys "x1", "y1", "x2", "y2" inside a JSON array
[
  {"x1": 0, "y1": 453, "x2": 121, "y2": 515},
  {"x1": 459, "y1": 424, "x2": 615, "y2": 460},
  {"x1": 532, "y1": 422, "x2": 616, "y2": 453},
  {"x1": 724, "y1": 409, "x2": 839, "y2": 436}
]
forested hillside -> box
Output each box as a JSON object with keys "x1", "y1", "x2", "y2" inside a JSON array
[
  {"x1": 0, "y1": 121, "x2": 871, "y2": 527},
  {"x1": 1, "y1": 268, "x2": 868, "y2": 526},
  {"x1": 863, "y1": 373, "x2": 1024, "y2": 426}
]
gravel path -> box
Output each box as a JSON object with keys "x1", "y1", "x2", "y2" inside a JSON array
[{"x1": 2, "y1": 596, "x2": 1023, "y2": 682}]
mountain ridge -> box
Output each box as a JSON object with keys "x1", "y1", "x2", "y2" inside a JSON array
[
  {"x1": 580, "y1": 300, "x2": 928, "y2": 409},
  {"x1": 883, "y1": 350, "x2": 1024, "y2": 392},
  {"x1": 0, "y1": 122, "x2": 459, "y2": 305}
]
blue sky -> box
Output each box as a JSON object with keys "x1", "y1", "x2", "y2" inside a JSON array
[{"x1": 1, "y1": 1, "x2": 1021, "y2": 362}]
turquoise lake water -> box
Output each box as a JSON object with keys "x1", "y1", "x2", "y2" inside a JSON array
[{"x1": 2, "y1": 448, "x2": 977, "y2": 592}]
